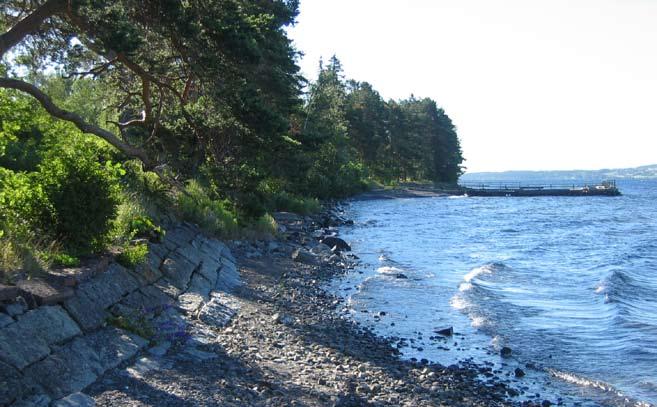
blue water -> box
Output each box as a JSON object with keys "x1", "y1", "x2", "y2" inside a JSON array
[{"x1": 333, "y1": 179, "x2": 657, "y2": 406}]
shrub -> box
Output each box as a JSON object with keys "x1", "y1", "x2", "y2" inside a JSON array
[
  {"x1": 177, "y1": 180, "x2": 238, "y2": 237},
  {"x1": 36, "y1": 154, "x2": 123, "y2": 253},
  {"x1": 117, "y1": 242, "x2": 149, "y2": 269},
  {"x1": 270, "y1": 191, "x2": 320, "y2": 215},
  {"x1": 51, "y1": 253, "x2": 80, "y2": 267}
]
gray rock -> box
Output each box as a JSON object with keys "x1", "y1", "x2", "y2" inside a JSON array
[
  {"x1": 0, "y1": 312, "x2": 13, "y2": 328},
  {"x1": 311, "y1": 243, "x2": 332, "y2": 256},
  {"x1": 78, "y1": 264, "x2": 141, "y2": 310},
  {"x1": 267, "y1": 241, "x2": 281, "y2": 252},
  {"x1": 51, "y1": 392, "x2": 95, "y2": 407},
  {"x1": 152, "y1": 278, "x2": 182, "y2": 299},
  {"x1": 186, "y1": 273, "x2": 213, "y2": 299},
  {"x1": 196, "y1": 256, "x2": 220, "y2": 287},
  {"x1": 4, "y1": 297, "x2": 27, "y2": 317},
  {"x1": 162, "y1": 225, "x2": 197, "y2": 250},
  {"x1": 138, "y1": 285, "x2": 174, "y2": 311},
  {"x1": 160, "y1": 250, "x2": 198, "y2": 291},
  {"x1": 177, "y1": 293, "x2": 205, "y2": 315},
  {"x1": 272, "y1": 313, "x2": 294, "y2": 326},
  {"x1": 291, "y1": 248, "x2": 318, "y2": 265},
  {"x1": 0, "y1": 306, "x2": 81, "y2": 369},
  {"x1": 130, "y1": 252, "x2": 163, "y2": 285},
  {"x1": 215, "y1": 262, "x2": 241, "y2": 293},
  {"x1": 23, "y1": 327, "x2": 147, "y2": 399},
  {"x1": 0, "y1": 360, "x2": 22, "y2": 405},
  {"x1": 320, "y1": 236, "x2": 351, "y2": 252},
  {"x1": 10, "y1": 394, "x2": 52, "y2": 407},
  {"x1": 177, "y1": 347, "x2": 217, "y2": 362},
  {"x1": 16, "y1": 280, "x2": 74, "y2": 306},
  {"x1": 63, "y1": 291, "x2": 109, "y2": 332},
  {"x1": 148, "y1": 242, "x2": 169, "y2": 262},
  {"x1": 147, "y1": 341, "x2": 171, "y2": 357},
  {"x1": 0, "y1": 284, "x2": 19, "y2": 302},
  {"x1": 198, "y1": 297, "x2": 236, "y2": 328},
  {"x1": 21, "y1": 306, "x2": 81, "y2": 345},
  {"x1": 192, "y1": 237, "x2": 226, "y2": 262},
  {"x1": 125, "y1": 356, "x2": 169, "y2": 379},
  {"x1": 221, "y1": 247, "x2": 236, "y2": 264},
  {"x1": 435, "y1": 327, "x2": 453, "y2": 337}
]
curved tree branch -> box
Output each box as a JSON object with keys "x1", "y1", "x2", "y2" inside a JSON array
[
  {"x1": 0, "y1": 0, "x2": 67, "y2": 59},
  {"x1": 0, "y1": 77, "x2": 154, "y2": 168}
]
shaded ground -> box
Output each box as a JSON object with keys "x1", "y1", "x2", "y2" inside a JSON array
[{"x1": 87, "y1": 235, "x2": 520, "y2": 406}]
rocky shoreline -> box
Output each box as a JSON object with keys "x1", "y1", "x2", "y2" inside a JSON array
[{"x1": 85, "y1": 204, "x2": 557, "y2": 407}]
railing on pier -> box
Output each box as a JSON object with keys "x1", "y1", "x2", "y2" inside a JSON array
[
  {"x1": 458, "y1": 180, "x2": 617, "y2": 191},
  {"x1": 456, "y1": 180, "x2": 620, "y2": 196}
]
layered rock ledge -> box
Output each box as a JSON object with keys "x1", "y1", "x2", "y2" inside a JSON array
[{"x1": 1, "y1": 224, "x2": 241, "y2": 406}]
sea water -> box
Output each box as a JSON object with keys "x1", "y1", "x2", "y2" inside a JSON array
[{"x1": 332, "y1": 179, "x2": 657, "y2": 406}]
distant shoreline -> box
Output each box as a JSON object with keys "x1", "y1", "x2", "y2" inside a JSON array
[{"x1": 353, "y1": 185, "x2": 462, "y2": 201}]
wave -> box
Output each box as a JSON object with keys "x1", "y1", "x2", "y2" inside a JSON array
[
  {"x1": 547, "y1": 369, "x2": 651, "y2": 407},
  {"x1": 463, "y1": 261, "x2": 509, "y2": 283},
  {"x1": 377, "y1": 266, "x2": 405, "y2": 275}
]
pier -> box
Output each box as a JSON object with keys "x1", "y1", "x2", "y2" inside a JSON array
[{"x1": 459, "y1": 180, "x2": 621, "y2": 197}]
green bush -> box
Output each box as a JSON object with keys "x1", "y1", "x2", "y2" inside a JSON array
[
  {"x1": 116, "y1": 242, "x2": 149, "y2": 269},
  {"x1": 177, "y1": 180, "x2": 238, "y2": 237},
  {"x1": 270, "y1": 191, "x2": 320, "y2": 215},
  {"x1": 36, "y1": 154, "x2": 122, "y2": 253},
  {"x1": 51, "y1": 253, "x2": 80, "y2": 267}
]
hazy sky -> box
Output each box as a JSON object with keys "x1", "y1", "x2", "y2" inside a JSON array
[{"x1": 288, "y1": 0, "x2": 657, "y2": 173}]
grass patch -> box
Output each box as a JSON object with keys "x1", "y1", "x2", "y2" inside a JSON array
[
  {"x1": 116, "y1": 243, "x2": 149, "y2": 269},
  {"x1": 177, "y1": 180, "x2": 238, "y2": 237}
]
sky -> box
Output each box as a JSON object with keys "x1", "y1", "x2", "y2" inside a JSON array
[{"x1": 288, "y1": 0, "x2": 657, "y2": 173}]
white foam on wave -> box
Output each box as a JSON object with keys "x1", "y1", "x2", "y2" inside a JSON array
[
  {"x1": 450, "y1": 294, "x2": 469, "y2": 310},
  {"x1": 377, "y1": 266, "x2": 404, "y2": 274},
  {"x1": 548, "y1": 369, "x2": 616, "y2": 393},
  {"x1": 449, "y1": 195, "x2": 467, "y2": 199},
  {"x1": 471, "y1": 316, "x2": 487, "y2": 328},
  {"x1": 463, "y1": 265, "x2": 494, "y2": 282},
  {"x1": 459, "y1": 282, "x2": 473, "y2": 292}
]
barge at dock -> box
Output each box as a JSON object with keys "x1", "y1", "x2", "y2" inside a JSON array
[{"x1": 459, "y1": 180, "x2": 621, "y2": 197}]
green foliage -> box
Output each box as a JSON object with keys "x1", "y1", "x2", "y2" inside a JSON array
[
  {"x1": 36, "y1": 152, "x2": 123, "y2": 253},
  {"x1": 269, "y1": 191, "x2": 320, "y2": 215},
  {"x1": 129, "y1": 216, "x2": 164, "y2": 242},
  {"x1": 177, "y1": 180, "x2": 238, "y2": 237},
  {"x1": 116, "y1": 242, "x2": 149, "y2": 269},
  {"x1": 250, "y1": 213, "x2": 278, "y2": 238},
  {"x1": 51, "y1": 253, "x2": 81, "y2": 267}
]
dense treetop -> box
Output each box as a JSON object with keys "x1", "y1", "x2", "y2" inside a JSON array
[{"x1": 0, "y1": 1, "x2": 464, "y2": 272}]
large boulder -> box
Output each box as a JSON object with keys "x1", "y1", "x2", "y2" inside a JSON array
[{"x1": 320, "y1": 236, "x2": 351, "y2": 252}]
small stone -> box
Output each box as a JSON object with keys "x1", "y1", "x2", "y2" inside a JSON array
[
  {"x1": 0, "y1": 313, "x2": 13, "y2": 328},
  {"x1": 500, "y1": 346, "x2": 512, "y2": 358},
  {"x1": 0, "y1": 284, "x2": 19, "y2": 302},
  {"x1": 4, "y1": 297, "x2": 27, "y2": 317},
  {"x1": 514, "y1": 367, "x2": 525, "y2": 377},
  {"x1": 435, "y1": 326, "x2": 453, "y2": 336},
  {"x1": 51, "y1": 392, "x2": 96, "y2": 407}
]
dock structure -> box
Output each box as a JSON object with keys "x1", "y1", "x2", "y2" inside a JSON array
[{"x1": 459, "y1": 180, "x2": 621, "y2": 197}]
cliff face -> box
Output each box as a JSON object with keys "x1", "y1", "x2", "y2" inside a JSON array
[{"x1": 0, "y1": 223, "x2": 240, "y2": 406}]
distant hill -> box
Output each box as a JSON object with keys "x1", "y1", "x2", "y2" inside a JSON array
[{"x1": 460, "y1": 164, "x2": 657, "y2": 182}]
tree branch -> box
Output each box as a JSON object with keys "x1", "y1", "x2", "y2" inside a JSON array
[
  {"x1": 0, "y1": 0, "x2": 67, "y2": 59},
  {"x1": 0, "y1": 77, "x2": 154, "y2": 168}
]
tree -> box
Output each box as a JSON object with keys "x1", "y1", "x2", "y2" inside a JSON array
[{"x1": 1, "y1": 0, "x2": 302, "y2": 178}]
